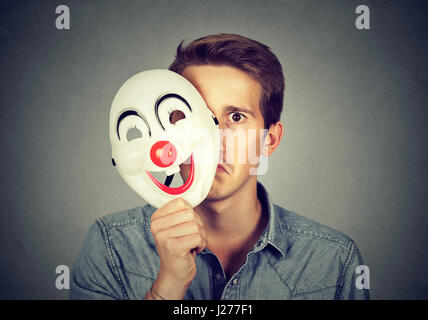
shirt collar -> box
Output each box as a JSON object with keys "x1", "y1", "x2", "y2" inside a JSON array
[
  {"x1": 256, "y1": 181, "x2": 287, "y2": 259},
  {"x1": 200, "y1": 181, "x2": 287, "y2": 259}
]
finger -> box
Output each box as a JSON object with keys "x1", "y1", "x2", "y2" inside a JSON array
[
  {"x1": 151, "y1": 209, "x2": 195, "y2": 233},
  {"x1": 152, "y1": 197, "x2": 193, "y2": 219},
  {"x1": 194, "y1": 235, "x2": 207, "y2": 254},
  {"x1": 176, "y1": 234, "x2": 205, "y2": 253},
  {"x1": 175, "y1": 221, "x2": 206, "y2": 255},
  {"x1": 190, "y1": 214, "x2": 207, "y2": 244},
  {"x1": 158, "y1": 221, "x2": 202, "y2": 239}
]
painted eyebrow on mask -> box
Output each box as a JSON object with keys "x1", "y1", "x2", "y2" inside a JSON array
[
  {"x1": 154, "y1": 93, "x2": 192, "y2": 130},
  {"x1": 116, "y1": 109, "x2": 151, "y2": 140}
]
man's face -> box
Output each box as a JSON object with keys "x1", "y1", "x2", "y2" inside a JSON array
[{"x1": 179, "y1": 64, "x2": 266, "y2": 201}]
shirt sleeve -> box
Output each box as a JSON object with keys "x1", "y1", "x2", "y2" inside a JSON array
[
  {"x1": 69, "y1": 220, "x2": 127, "y2": 300},
  {"x1": 337, "y1": 242, "x2": 370, "y2": 300}
]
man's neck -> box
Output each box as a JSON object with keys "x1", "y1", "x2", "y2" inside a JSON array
[{"x1": 195, "y1": 177, "x2": 267, "y2": 249}]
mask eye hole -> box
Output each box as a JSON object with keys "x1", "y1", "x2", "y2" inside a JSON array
[
  {"x1": 126, "y1": 126, "x2": 143, "y2": 141},
  {"x1": 169, "y1": 110, "x2": 186, "y2": 124},
  {"x1": 156, "y1": 94, "x2": 192, "y2": 130},
  {"x1": 117, "y1": 112, "x2": 150, "y2": 141}
]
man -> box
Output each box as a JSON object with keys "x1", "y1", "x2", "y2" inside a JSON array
[{"x1": 70, "y1": 34, "x2": 369, "y2": 300}]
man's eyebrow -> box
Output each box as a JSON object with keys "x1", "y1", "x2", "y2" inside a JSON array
[{"x1": 224, "y1": 105, "x2": 256, "y2": 117}]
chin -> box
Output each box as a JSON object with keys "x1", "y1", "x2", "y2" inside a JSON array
[
  {"x1": 203, "y1": 179, "x2": 230, "y2": 201},
  {"x1": 205, "y1": 191, "x2": 230, "y2": 202},
  {"x1": 205, "y1": 175, "x2": 244, "y2": 202},
  {"x1": 201, "y1": 168, "x2": 256, "y2": 203}
]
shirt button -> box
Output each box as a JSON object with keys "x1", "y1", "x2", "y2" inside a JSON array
[
  {"x1": 232, "y1": 278, "x2": 238, "y2": 285},
  {"x1": 215, "y1": 273, "x2": 222, "y2": 281}
]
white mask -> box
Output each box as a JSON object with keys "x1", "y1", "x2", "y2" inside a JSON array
[{"x1": 109, "y1": 70, "x2": 220, "y2": 208}]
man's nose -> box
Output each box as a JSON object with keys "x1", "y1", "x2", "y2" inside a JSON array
[{"x1": 150, "y1": 140, "x2": 177, "y2": 167}]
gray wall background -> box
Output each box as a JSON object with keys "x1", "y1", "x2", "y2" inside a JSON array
[{"x1": 1, "y1": 0, "x2": 427, "y2": 299}]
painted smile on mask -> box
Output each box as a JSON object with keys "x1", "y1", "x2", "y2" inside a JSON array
[{"x1": 146, "y1": 154, "x2": 195, "y2": 195}]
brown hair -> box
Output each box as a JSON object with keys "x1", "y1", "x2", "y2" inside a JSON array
[{"x1": 168, "y1": 34, "x2": 285, "y2": 129}]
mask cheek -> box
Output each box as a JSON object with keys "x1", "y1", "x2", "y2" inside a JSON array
[{"x1": 113, "y1": 140, "x2": 147, "y2": 175}]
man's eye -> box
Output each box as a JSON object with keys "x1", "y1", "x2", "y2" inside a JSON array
[{"x1": 228, "y1": 112, "x2": 245, "y2": 123}]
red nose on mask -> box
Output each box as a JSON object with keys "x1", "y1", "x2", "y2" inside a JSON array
[{"x1": 150, "y1": 140, "x2": 177, "y2": 167}]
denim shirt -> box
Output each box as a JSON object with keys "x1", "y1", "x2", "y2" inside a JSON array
[{"x1": 70, "y1": 182, "x2": 369, "y2": 300}]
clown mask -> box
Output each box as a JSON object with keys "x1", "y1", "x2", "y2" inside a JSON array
[{"x1": 109, "y1": 69, "x2": 220, "y2": 208}]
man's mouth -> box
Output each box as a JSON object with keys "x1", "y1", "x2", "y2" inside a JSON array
[
  {"x1": 216, "y1": 164, "x2": 227, "y2": 173},
  {"x1": 146, "y1": 154, "x2": 194, "y2": 195}
]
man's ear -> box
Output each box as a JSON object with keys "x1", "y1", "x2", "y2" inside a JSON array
[{"x1": 262, "y1": 121, "x2": 284, "y2": 156}]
